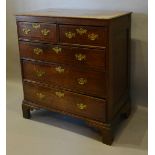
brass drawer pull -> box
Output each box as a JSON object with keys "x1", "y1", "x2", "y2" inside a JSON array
[
  {"x1": 52, "y1": 47, "x2": 62, "y2": 54},
  {"x1": 32, "y1": 23, "x2": 40, "y2": 29},
  {"x1": 36, "y1": 92, "x2": 45, "y2": 99},
  {"x1": 76, "y1": 28, "x2": 87, "y2": 35},
  {"x1": 75, "y1": 53, "x2": 86, "y2": 61},
  {"x1": 41, "y1": 29, "x2": 50, "y2": 36},
  {"x1": 55, "y1": 66, "x2": 64, "y2": 73},
  {"x1": 77, "y1": 78, "x2": 87, "y2": 85},
  {"x1": 22, "y1": 28, "x2": 31, "y2": 35},
  {"x1": 35, "y1": 70, "x2": 45, "y2": 77},
  {"x1": 88, "y1": 33, "x2": 98, "y2": 41},
  {"x1": 33, "y1": 48, "x2": 43, "y2": 55},
  {"x1": 55, "y1": 91, "x2": 64, "y2": 98},
  {"x1": 65, "y1": 32, "x2": 75, "y2": 39},
  {"x1": 77, "y1": 103, "x2": 87, "y2": 110}
]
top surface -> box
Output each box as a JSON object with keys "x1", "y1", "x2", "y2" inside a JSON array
[{"x1": 16, "y1": 8, "x2": 131, "y2": 19}]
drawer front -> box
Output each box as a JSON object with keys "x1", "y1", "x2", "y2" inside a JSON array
[
  {"x1": 19, "y1": 41, "x2": 106, "y2": 70},
  {"x1": 22, "y1": 61, "x2": 106, "y2": 98},
  {"x1": 59, "y1": 25, "x2": 107, "y2": 47},
  {"x1": 17, "y1": 22, "x2": 57, "y2": 43},
  {"x1": 23, "y1": 82, "x2": 106, "y2": 122}
]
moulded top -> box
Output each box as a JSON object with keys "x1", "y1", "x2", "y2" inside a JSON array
[{"x1": 16, "y1": 8, "x2": 131, "y2": 19}]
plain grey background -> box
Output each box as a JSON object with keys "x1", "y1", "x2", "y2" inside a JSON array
[{"x1": 6, "y1": 0, "x2": 148, "y2": 107}]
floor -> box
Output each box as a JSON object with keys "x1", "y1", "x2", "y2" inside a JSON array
[{"x1": 7, "y1": 80, "x2": 148, "y2": 155}]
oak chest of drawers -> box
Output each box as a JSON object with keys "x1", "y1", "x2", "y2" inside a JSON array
[{"x1": 16, "y1": 9, "x2": 131, "y2": 145}]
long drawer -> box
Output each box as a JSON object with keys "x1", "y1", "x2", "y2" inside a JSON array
[
  {"x1": 17, "y1": 22, "x2": 57, "y2": 43},
  {"x1": 23, "y1": 81, "x2": 106, "y2": 122},
  {"x1": 59, "y1": 25, "x2": 107, "y2": 47},
  {"x1": 22, "y1": 60, "x2": 106, "y2": 98},
  {"x1": 19, "y1": 41, "x2": 106, "y2": 70}
]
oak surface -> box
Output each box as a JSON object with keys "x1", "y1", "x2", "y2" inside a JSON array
[{"x1": 16, "y1": 9, "x2": 131, "y2": 145}]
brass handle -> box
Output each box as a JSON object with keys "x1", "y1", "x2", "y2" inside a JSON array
[
  {"x1": 65, "y1": 32, "x2": 75, "y2": 39},
  {"x1": 75, "y1": 53, "x2": 86, "y2": 61},
  {"x1": 32, "y1": 23, "x2": 40, "y2": 29},
  {"x1": 77, "y1": 103, "x2": 87, "y2": 110},
  {"x1": 76, "y1": 28, "x2": 87, "y2": 35},
  {"x1": 33, "y1": 48, "x2": 43, "y2": 55},
  {"x1": 55, "y1": 66, "x2": 64, "y2": 73},
  {"x1": 22, "y1": 28, "x2": 31, "y2": 35},
  {"x1": 88, "y1": 33, "x2": 98, "y2": 41},
  {"x1": 36, "y1": 92, "x2": 45, "y2": 99},
  {"x1": 55, "y1": 91, "x2": 64, "y2": 98},
  {"x1": 77, "y1": 78, "x2": 87, "y2": 85},
  {"x1": 52, "y1": 47, "x2": 62, "y2": 54},
  {"x1": 41, "y1": 29, "x2": 50, "y2": 36},
  {"x1": 35, "y1": 70, "x2": 45, "y2": 77}
]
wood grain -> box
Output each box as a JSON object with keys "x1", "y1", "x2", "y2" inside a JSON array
[
  {"x1": 19, "y1": 41, "x2": 106, "y2": 70},
  {"x1": 59, "y1": 25, "x2": 107, "y2": 47},
  {"x1": 23, "y1": 81, "x2": 106, "y2": 122},
  {"x1": 16, "y1": 10, "x2": 131, "y2": 145},
  {"x1": 22, "y1": 60, "x2": 106, "y2": 98},
  {"x1": 17, "y1": 22, "x2": 57, "y2": 43}
]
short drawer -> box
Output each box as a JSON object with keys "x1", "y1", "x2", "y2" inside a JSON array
[
  {"x1": 59, "y1": 25, "x2": 107, "y2": 47},
  {"x1": 19, "y1": 41, "x2": 106, "y2": 70},
  {"x1": 22, "y1": 60, "x2": 106, "y2": 98},
  {"x1": 23, "y1": 81, "x2": 106, "y2": 122},
  {"x1": 17, "y1": 22, "x2": 57, "y2": 43}
]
